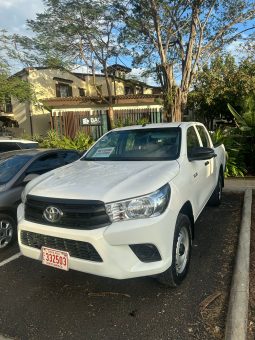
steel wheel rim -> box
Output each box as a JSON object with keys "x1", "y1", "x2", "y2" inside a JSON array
[
  {"x1": 0, "y1": 219, "x2": 13, "y2": 249},
  {"x1": 175, "y1": 226, "x2": 189, "y2": 274}
]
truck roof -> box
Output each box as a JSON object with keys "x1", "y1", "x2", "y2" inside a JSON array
[{"x1": 113, "y1": 122, "x2": 202, "y2": 131}]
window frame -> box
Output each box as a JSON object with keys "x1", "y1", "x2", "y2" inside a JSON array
[
  {"x1": 186, "y1": 126, "x2": 202, "y2": 158},
  {"x1": 56, "y1": 82, "x2": 73, "y2": 98},
  {"x1": 195, "y1": 125, "x2": 212, "y2": 148}
]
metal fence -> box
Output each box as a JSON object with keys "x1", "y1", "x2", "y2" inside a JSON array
[
  {"x1": 51, "y1": 107, "x2": 163, "y2": 140},
  {"x1": 113, "y1": 107, "x2": 162, "y2": 126}
]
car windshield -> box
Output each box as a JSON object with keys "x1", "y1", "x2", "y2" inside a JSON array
[
  {"x1": 0, "y1": 155, "x2": 33, "y2": 185},
  {"x1": 82, "y1": 128, "x2": 181, "y2": 161}
]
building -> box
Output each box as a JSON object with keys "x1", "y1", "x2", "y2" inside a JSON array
[{"x1": 1, "y1": 65, "x2": 162, "y2": 137}]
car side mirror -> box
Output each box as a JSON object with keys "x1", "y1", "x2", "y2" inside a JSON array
[
  {"x1": 23, "y1": 173, "x2": 39, "y2": 183},
  {"x1": 189, "y1": 147, "x2": 216, "y2": 161}
]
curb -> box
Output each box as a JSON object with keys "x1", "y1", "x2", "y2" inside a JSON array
[{"x1": 225, "y1": 189, "x2": 253, "y2": 340}]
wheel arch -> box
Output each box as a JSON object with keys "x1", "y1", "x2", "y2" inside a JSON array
[
  {"x1": 219, "y1": 165, "x2": 224, "y2": 187},
  {"x1": 0, "y1": 209, "x2": 17, "y2": 221},
  {"x1": 179, "y1": 201, "x2": 194, "y2": 239}
]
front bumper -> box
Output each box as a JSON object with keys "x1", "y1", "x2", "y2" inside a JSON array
[{"x1": 18, "y1": 203, "x2": 177, "y2": 279}]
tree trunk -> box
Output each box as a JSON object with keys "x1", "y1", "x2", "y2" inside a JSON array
[
  {"x1": 172, "y1": 88, "x2": 188, "y2": 122},
  {"x1": 162, "y1": 91, "x2": 173, "y2": 122},
  {"x1": 108, "y1": 106, "x2": 115, "y2": 130},
  {"x1": 157, "y1": 63, "x2": 174, "y2": 122}
]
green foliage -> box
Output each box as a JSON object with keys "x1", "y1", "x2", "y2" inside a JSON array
[
  {"x1": 211, "y1": 128, "x2": 247, "y2": 177},
  {"x1": 14, "y1": 1, "x2": 121, "y2": 87},
  {"x1": 114, "y1": 117, "x2": 132, "y2": 128},
  {"x1": 113, "y1": 116, "x2": 150, "y2": 128},
  {"x1": 39, "y1": 130, "x2": 94, "y2": 151},
  {"x1": 228, "y1": 101, "x2": 255, "y2": 134},
  {"x1": 0, "y1": 29, "x2": 36, "y2": 106},
  {"x1": 136, "y1": 117, "x2": 150, "y2": 125},
  {"x1": 188, "y1": 55, "x2": 255, "y2": 127},
  {"x1": 0, "y1": 74, "x2": 35, "y2": 105},
  {"x1": 118, "y1": 0, "x2": 255, "y2": 118},
  {"x1": 227, "y1": 101, "x2": 255, "y2": 175}
]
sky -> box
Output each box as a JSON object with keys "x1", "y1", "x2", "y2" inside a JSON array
[
  {"x1": 0, "y1": 0, "x2": 153, "y2": 81},
  {"x1": 0, "y1": 0, "x2": 44, "y2": 35},
  {"x1": 0, "y1": 0, "x2": 254, "y2": 85}
]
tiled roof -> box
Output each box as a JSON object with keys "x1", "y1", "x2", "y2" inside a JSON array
[{"x1": 42, "y1": 94, "x2": 162, "y2": 102}]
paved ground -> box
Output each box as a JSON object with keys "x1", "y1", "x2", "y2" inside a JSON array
[
  {"x1": 225, "y1": 178, "x2": 255, "y2": 191},
  {"x1": 0, "y1": 193, "x2": 243, "y2": 340}
]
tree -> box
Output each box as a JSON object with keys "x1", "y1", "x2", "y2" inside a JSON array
[
  {"x1": 118, "y1": 0, "x2": 255, "y2": 121},
  {"x1": 14, "y1": 0, "x2": 123, "y2": 128},
  {"x1": 0, "y1": 29, "x2": 35, "y2": 111},
  {"x1": 187, "y1": 55, "x2": 255, "y2": 128}
]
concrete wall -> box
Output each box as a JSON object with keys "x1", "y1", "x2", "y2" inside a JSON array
[{"x1": 28, "y1": 68, "x2": 87, "y2": 99}]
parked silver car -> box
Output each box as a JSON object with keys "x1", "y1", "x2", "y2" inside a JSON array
[
  {"x1": 0, "y1": 149, "x2": 80, "y2": 248},
  {"x1": 0, "y1": 138, "x2": 39, "y2": 152}
]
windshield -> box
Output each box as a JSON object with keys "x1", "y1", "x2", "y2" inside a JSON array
[
  {"x1": 0, "y1": 155, "x2": 33, "y2": 185},
  {"x1": 82, "y1": 128, "x2": 181, "y2": 161}
]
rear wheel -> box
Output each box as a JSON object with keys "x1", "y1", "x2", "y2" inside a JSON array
[
  {"x1": 157, "y1": 214, "x2": 192, "y2": 287},
  {"x1": 208, "y1": 173, "x2": 223, "y2": 206},
  {"x1": 0, "y1": 214, "x2": 16, "y2": 249}
]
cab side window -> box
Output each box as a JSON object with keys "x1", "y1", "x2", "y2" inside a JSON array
[
  {"x1": 196, "y1": 125, "x2": 210, "y2": 148},
  {"x1": 187, "y1": 127, "x2": 200, "y2": 158}
]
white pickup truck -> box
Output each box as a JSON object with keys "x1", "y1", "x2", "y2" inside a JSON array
[{"x1": 18, "y1": 122, "x2": 226, "y2": 286}]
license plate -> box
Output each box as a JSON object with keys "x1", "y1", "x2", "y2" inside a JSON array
[{"x1": 41, "y1": 247, "x2": 69, "y2": 271}]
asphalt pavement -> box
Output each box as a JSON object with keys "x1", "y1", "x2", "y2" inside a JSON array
[{"x1": 0, "y1": 193, "x2": 243, "y2": 340}]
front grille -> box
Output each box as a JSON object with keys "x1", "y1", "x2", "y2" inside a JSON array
[
  {"x1": 21, "y1": 230, "x2": 103, "y2": 262},
  {"x1": 25, "y1": 195, "x2": 110, "y2": 229}
]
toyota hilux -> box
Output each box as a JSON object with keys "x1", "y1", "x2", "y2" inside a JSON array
[{"x1": 18, "y1": 122, "x2": 226, "y2": 286}]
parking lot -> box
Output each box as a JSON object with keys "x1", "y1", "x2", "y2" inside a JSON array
[{"x1": 0, "y1": 192, "x2": 242, "y2": 340}]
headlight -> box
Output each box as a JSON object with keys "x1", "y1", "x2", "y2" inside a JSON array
[{"x1": 106, "y1": 183, "x2": 170, "y2": 222}]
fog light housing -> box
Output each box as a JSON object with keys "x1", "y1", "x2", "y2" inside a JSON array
[{"x1": 130, "y1": 243, "x2": 161, "y2": 263}]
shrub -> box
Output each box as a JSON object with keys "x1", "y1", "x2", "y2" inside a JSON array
[
  {"x1": 39, "y1": 130, "x2": 94, "y2": 151},
  {"x1": 227, "y1": 102, "x2": 255, "y2": 175},
  {"x1": 211, "y1": 128, "x2": 247, "y2": 177}
]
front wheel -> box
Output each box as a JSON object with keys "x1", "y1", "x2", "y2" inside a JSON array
[
  {"x1": 0, "y1": 214, "x2": 16, "y2": 249},
  {"x1": 156, "y1": 214, "x2": 192, "y2": 287}
]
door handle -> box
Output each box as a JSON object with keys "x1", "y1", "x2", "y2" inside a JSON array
[{"x1": 204, "y1": 161, "x2": 209, "y2": 166}]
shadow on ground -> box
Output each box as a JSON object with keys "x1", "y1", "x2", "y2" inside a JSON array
[{"x1": 0, "y1": 193, "x2": 242, "y2": 340}]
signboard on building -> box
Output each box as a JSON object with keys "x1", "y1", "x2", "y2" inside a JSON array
[{"x1": 81, "y1": 115, "x2": 101, "y2": 126}]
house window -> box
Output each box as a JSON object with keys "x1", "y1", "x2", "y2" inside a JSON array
[
  {"x1": 136, "y1": 87, "x2": 143, "y2": 95},
  {"x1": 79, "y1": 88, "x2": 86, "y2": 97},
  {"x1": 56, "y1": 83, "x2": 73, "y2": 97},
  {"x1": 125, "y1": 86, "x2": 135, "y2": 95}
]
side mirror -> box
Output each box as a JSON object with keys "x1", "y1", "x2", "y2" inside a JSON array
[
  {"x1": 23, "y1": 173, "x2": 39, "y2": 183},
  {"x1": 189, "y1": 147, "x2": 216, "y2": 161}
]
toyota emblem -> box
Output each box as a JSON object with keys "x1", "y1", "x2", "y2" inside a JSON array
[{"x1": 43, "y1": 206, "x2": 63, "y2": 223}]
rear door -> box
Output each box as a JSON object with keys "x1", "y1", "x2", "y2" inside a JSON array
[
  {"x1": 185, "y1": 126, "x2": 209, "y2": 216},
  {"x1": 195, "y1": 125, "x2": 216, "y2": 198}
]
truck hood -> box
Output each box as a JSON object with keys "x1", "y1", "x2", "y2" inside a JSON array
[{"x1": 27, "y1": 160, "x2": 180, "y2": 202}]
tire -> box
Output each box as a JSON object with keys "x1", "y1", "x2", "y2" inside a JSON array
[
  {"x1": 208, "y1": 173, "x2": 223, "y2": 206},
  {"x1": 0, "y1": 214, "x2": 16, "y2": 249},
  {"x1": 156, "y1": 213, "x2": 192, "y2": 287}
]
